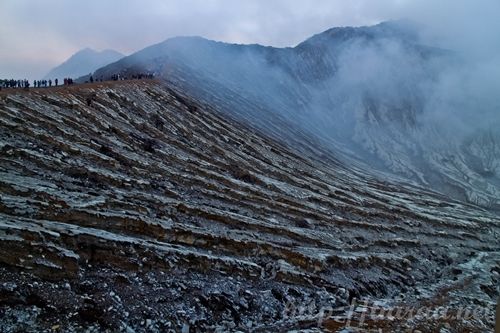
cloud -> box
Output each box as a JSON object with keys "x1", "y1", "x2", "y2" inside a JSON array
[{"x1": 402, "y1": 0, "x2": 500, "y2": 60}]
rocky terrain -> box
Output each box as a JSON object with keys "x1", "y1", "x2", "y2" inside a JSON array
[
  {"x1": 0, "y1": 81, "x2": 499, "y2": 332},
  {"x1": 93, "y1": 21, "x2": 500, "y2": 210}
]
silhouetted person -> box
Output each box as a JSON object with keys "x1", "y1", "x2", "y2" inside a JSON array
[
  {"x1": 90, "y1": 75, "x2": 94, "y2": 83},
  {"x1": 55, "y1": 78, "x2": 58, "y2": 86}
]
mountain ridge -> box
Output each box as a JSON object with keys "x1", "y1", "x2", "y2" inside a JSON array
[{"x1": 92, "y1": 21, "x2": 500, "y2": 210}]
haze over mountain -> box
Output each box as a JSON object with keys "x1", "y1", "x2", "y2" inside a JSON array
[
  {"x1": 43, "y1": 48, "x2": 124, "y2": 81},
  {"x1": 93, "y1": 20, "x2": 500, "y2": 210}
]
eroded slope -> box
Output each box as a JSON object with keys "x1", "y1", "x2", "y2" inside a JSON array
[{"x1": 0, "y1": 81, "x2": 498, "y2": 332}]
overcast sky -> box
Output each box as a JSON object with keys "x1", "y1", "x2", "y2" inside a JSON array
[{"x1": 1, "y1": 0, "x2": 499, "y2": 79}]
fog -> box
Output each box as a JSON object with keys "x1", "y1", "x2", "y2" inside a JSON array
[
  {"x1": 329, "y1": 26, "x2": 500, "y2": 138},
  {"x1": 402, "y1": 0, "x2": 500, "y2": 136}
]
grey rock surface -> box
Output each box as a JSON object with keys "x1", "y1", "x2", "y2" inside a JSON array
[{"x1": 0, "y1": 81, "x2": 498, "y2": 332}]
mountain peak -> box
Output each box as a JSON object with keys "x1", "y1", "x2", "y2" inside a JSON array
[
  {"x1": 44, "y1": 48, "x2": 124, "y2": 80},
  {"x1": 78, "y1": 47, "x2": 95, "y2": 53},
  {"x1": 296, "y1": 19, "x2": 420, "y2": 49}
]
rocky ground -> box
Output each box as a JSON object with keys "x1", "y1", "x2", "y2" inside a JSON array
[
  {"x1": 93, "y1": 23, "x2": 500, "y2": 210},
  {"x1": 0, "y1": 81, "x2": 499, "y2": 332}
]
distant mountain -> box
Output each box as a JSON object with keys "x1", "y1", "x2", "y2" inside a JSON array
[
  {"x1": 93, "y1": 21, "x2": 500, "y2": 210},
  {"x1": 44, "y1": 48, "x2": 124, "y2": 80}
]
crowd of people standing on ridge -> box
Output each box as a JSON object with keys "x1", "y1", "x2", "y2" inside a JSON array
[
  {"x1": 34, "y1": 78, "x2": 74, "y2": 87},
  {"x1": 34, "y1": 79, "x2": 56, "y2": 88},
  {"x1": 1, "y1": 72, "x2": 154, "y2": 91},
  {"x1": 0, "y1": 78, "x2": 75, "y2": 90},
  {"x1": 0, "y1": 79, "x2": 31, "y2": 89}
]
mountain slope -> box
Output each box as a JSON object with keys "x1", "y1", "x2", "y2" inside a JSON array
[
  {"x1": 93, "y1": 21, "x2": 500, "y2": 210},
  {"x1": 44, "y1": 48, "x2": 124, "y2": 81},
  {"x1": 0, "y1": 81, "x2": 499, "y2": 332}
]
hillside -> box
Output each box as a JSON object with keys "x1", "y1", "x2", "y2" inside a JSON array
[
  {"x1": 93, "y1": 21, "x2": 500, "y2": 210},
  {"x1": 0, "y1": 81, "x2": 498, "y2": 332}
]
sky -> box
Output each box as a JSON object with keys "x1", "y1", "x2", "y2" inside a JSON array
[{"x1": 0, "y1": 0, "x2": 499, "y2": 80}]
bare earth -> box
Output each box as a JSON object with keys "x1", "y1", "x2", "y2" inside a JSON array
[{"x1": 0, "y1": 81, "x2": 498, "y2": 332}]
